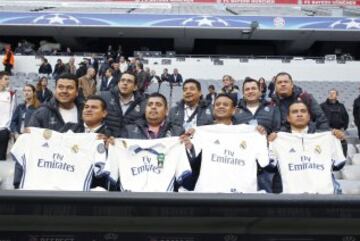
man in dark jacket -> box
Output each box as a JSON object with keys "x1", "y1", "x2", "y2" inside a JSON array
[
  {"x1": 353, "y1": 93, "x2": 360, "y2": 140},
  {"x1": 121, "y1": 92, "x2": 184, "y2": 139},
  {"x1": 169, "y1": 78, "x2": 213, "y2": 131},
  {"x1": 38, "y1": 58, "x2": 52, "y2": 76},
  {"x1": 29, "y1": 73, "x2": 83, "y2": 131},
  {"x1": 321, "y1": 89, "x2": 349, "y2": 131},
  {"x1": 100, "y1": 68, "x2": 117, "y2": 92},
  {"x1": 101, "y1": 72, "x2": 146, "y2": 137},
  {"x1": 271, "y1": 72, "x2": 329, "y2": 131},
  {"x1": 236, "y1": 77, "x2": 281, "y2": 134},
  {"x1": 136, "y1": 62, "x2": 150, "y2": 94}
]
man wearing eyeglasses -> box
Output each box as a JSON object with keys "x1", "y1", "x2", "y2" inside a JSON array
[{"x1": 101, "y1": 72, "x2": 146, "y2": 137}]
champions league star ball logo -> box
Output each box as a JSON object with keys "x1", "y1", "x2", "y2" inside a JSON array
[
  {"x1": 182, "y1": 16, "x2": 229, "y2": 27},
  {"x1": 330, "y1": 18, "x2": 360, "y2": 29},
  {"x1": 33, "y1": 14, "x2": 81, "y2": 25}
]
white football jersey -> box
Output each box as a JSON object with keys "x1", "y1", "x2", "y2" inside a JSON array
[
  {"x1": 192, "y1": 124, "x2": 269, "y2": 193},
  {"x1": 269, "y1": 132, "x2": 346, "y2": 194},
  {"x1": 11, "y1": 127, "x2": 107, "y2": 191},
  {"x1": 107, "y1": 137, "x2": 191, "y2": 192}
]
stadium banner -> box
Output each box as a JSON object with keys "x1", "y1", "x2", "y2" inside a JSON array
[
  {"x1": 301, "y1": 0, "x2": 360, "y2": 5},
  {"x1": 0, "y1": 12, "x2": 359, "y2": 30}
]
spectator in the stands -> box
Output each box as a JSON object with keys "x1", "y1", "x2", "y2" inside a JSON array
[
  {"x1": 100, "y1": 68, "x2": 117, "y2": 92},
  {"x1": 267, "y1": 76, "x2": 275, "y2": 98},
  {"x1": 11, "y1": 84, "x2": 40, "y2": 138},
  {"x1": 90, "y1": 54, "x2": 99, "y2": 74},
  {"x1": 119, "y1": 56, "x2": 128, "y2": 74},
  {"x1": 2, "y1": 44, "x2": 14, "y2": 75},
  {"x1": 100, "y1": 72, "x2": 147, "y2": 137},
  {"x1": 29, "y1": 73, "x2": 82, "y2": 131},
  {"x1": 259, "y1": 77, "x2": 267, "y2": 100},
  {"x1": 53, "y1": 58, "x2": 66, "y2": 80},
  {"x1": 271, "y1": 72, "x2": 329, "y2": 131},
  {"x1": 136, "y1": 62, "x2": 150, "y2": 94},
  {"x1": 111, "y1": 62, "x2": 122, "y2": 83},
  {"x1": 78, "y1": 67, "x2": 97, "y2": 100},
  {"x1": 64, "y1": 57, "x2": 77, "y2": 75},
  {"x1": 105, "y1": 45, "x2": 116, "y2": 60},
  {"x1": 76, "y1": 59, "x2": 88, "y2": 78},
  {"x1": 169, "y1": 78, "x2": 213, "y2": 131},
  {"x1": 205, "y1": 85, "x2": 217, "y2": 105},
  {"x1": 221, "y1": 75, "x2": 239, "y2": 105},
  {"x1": 36, "y1": 76, "x2": 53, "y2": 103},
  {"x1": 0, "y1": 71, "x2": 16, "y2": 160},
  {"x1": 170, "y1": 68, "x2": 183, "y2": 86},
  {"x1": 38, "y1": 57, "x2": 52, "y2": 76},
  {"x1": 321, "y1": 89, "x2": 349, "y2": 131},
  {"x1": 65, "y1": 47, "x2": 72, "y2": 56},
  {"x1": 161, "y1": 68, "x2": 171, "y2": 83}
]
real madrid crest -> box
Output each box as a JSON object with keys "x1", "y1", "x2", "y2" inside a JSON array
[
  {"x1": 97, "y1": 143, "x2": 106, "y2": 154},
  {"x1": 43, "y1": 129, "x2": 52, "y2": 140},
  {"x1": 72, "y1": 144, "x2": 79, "y2": 153},
  {"x1": 240, "y1": 140, "x2": 247, "y2": 150},
  {"x1": 135, "y1": 105, "x2": 141, "y2": 112},
  {"x1": 314, "y1": 145, "x2": 321, "y2": 154}
]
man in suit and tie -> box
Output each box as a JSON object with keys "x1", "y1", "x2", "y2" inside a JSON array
[
  {"x1": 100, "y1": 68, "x2": 117, "y2": 91},
  {"x1": 170, "y1": 68, "x2": 183, "y2": 86}
]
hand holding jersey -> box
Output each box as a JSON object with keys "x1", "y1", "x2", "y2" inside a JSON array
[{"x1": 11, "y1": 127, "x2": 107, "y2": 191}]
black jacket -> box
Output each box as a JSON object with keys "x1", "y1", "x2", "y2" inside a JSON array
[
  {"x1": 169, "y1": 100, "x2": 213, "y2": 128},
  {"x1": 235, "y1": 99, "x2": 281, "y2": 134},
  {"x1": 36, "y1": 88, "x2": 53, "y2": 103},
  {"x1": 100, "y1": 76, "x2": 117, "y2": 92},
  {"x1": 10, "y1": 104, "x2": 38, "y2": 134},
  {"x1": 353, "y1": 95, "x2": 360, "y2": 127},
  {"x1": 101, "y1": 87, "x2": 146, "y2": 137},
  {"x1": 321, "y1": 99, "x2": 349, "y2": 130},
  {"x1": 121, "y1": 119, "x2": 185, "y2": 139},
  {"x1": 28, "y1": 97, "x2": 83, "y2": 131},
  {"x1": 271, "y1": 85, "x2": 329, "y2": 131},
  {"x1": 38, "y1": 63, "x2": 52, "y2": 75}
]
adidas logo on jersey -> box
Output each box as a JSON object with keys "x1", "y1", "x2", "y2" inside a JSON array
[
  {"x1": 214, "y1": 139, "x2": 220, "y2": 144},
  {"x1": 289, "y1": 148, "x2": 296, "y2": 153},
  {"x1": 42, "y1": 142, "x2": 49, "y2": 148}
]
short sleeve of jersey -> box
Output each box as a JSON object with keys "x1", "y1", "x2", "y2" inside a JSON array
[
  {"x1": 93, "y1": 140, "x2": 108, "y2": 177},
  {"x1": 105, "y1": 142, "x2": 121, "y2": 183},
  {"x1": 330, "y1": 134, "x2": 346, "y2": 167},
  {"x1": 174, "y1": 142, "x2": 192, "y2": 183},
  {"x1": 255, "y1": 132, "x2": 270, "y2": 167},
  {"x1": 268, "y1": 141, "x2": 279, "y2": 167},
  {"x1": 10, "y1": 133, "x2": 28, "y2": 167}
]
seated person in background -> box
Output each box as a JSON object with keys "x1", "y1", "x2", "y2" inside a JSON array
[
  {"x1": 36, "y1": 76, "x2": 53, "y2": 103},
  {"x1": 269, "y1": 101, "x2": 346, "y2": 194},
  {"x1": 205, "y1": 85, "x2": 217, "y2": 106},
  {"x1": 11, "y1": 84, "x2": 40, "y2": 139},
  {"x1": 221, "y1": 75, "x2": 239, "y2": 105}
]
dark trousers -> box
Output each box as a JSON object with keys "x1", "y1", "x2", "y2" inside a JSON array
[
  {"x1": 0, "y1": 129, "x2": 10, "y2": 160},
  {"x1": 4, "y1": 64, "x2": 13, "y2": 75}
]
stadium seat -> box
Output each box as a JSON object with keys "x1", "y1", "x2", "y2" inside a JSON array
[
  {"x1": 341, "y1": 165, "x2": 360, "y2": 180},
  {"x1": 338, "y1": 180, "x2": 360, "y2": 194},
  {"x1": 0, "y1": 160, "x2": 15, "y2": 190},
  {"x1": 351, "y1": 153, "x2": 360, "y2": 165}
]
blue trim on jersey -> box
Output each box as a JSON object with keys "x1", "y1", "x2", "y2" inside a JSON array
[
  {"x1": 83, "y1": 165, "x2": 93, "y2": 191},
  {"x1": 20, "y1": 155, "x2": 26, "y2": 189},
  {"x1": 166, "y1": 176, "x2": 176, "y2": 192}
]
